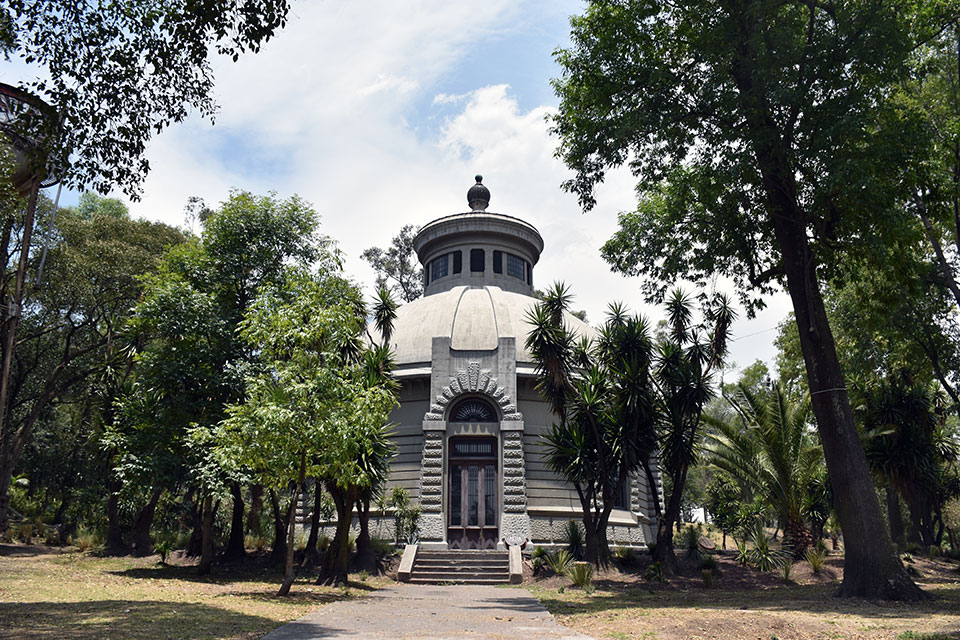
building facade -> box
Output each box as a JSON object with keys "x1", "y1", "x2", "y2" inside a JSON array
[{"x1": 384, "y1": 177, "x2": 661, "y2": 550}]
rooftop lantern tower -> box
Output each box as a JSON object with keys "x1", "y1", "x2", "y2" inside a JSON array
[{"x1": 413, "y1": 176, "x2": 543, "y2": 297}]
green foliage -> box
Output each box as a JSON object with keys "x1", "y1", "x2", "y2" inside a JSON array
[
  {"x1": 735, "y1": 539, "x2": 750, "y2": 567},
  {"x1": 546, "y1": 550, "x2": 573, "y2": 576},
  {"x1": 699, "y1": 556, "x2": 719, "y2": 575},
  {"x1": 563, "y1": 520, "x2": 585, "y2": 561},
  {"x1": 706, "y1": 474, "x2": 740, "y2": 544},
  {"x1": 567, "y1": 561, "x2": 594, "y2": 589},
  {"x1": 746, "y1": 522, "x2": 789, "y2": 572},
  {"x1": 154, "y1": 538, "x2": 174, "y2": 565},
  {"x1": 361, "y1": 225, "x2": 423, "y2": 303},
  {"x1": 701, "y1": 569, "x2": 713, "y2": 588},
  {"x1": 5, "y1": 2, "x2": 290, "y2": 195},
  {"x1": 643, "y1": 561, "x2": 665, "y2": 582},
  {"x1": 682, "y1": 525, "x2": 704, "y2": 561},
  {"x1": 781, "y1": 561, "x2": 793, "y2": 583},
  {"x1": 389, "y1": 488, "x2": 421, "y2": 545},
  {"x1": 806, "y1": 548, "x2": 827, "y2": 574},
  {"x1": 705, "y1": 384, "x2": 822, "y2": 555}
]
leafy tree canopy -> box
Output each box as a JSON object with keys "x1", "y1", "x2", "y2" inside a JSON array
[{"x1": 2, "y1": 1, "x2": 290, "y2": 196}]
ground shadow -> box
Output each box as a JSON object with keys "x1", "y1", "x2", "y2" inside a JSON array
[
  {"x1": 0, "y1": 599, "x2": 278, "y2": 640},
  {"x1": 0, "y1": 543, "x2": 69, "y2": 557},
  {"x1": 533, "y1": 581, "x2": 960, "y2": 621}
]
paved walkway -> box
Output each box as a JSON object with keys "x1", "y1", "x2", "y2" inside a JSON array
[{"x1": 260, "y1": 584, "x2": 594, "y2": 640}]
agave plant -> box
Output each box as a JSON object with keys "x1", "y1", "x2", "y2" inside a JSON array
[
  {"x1": 746, "y1": 521, "x2": 790, "y2": 571},
  {"x1": 546, "y1": 549, "x2": 574, "y2": 576}
]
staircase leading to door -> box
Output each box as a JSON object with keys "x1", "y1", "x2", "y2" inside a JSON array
[{"x1": 409, "y1": 549, "x2": 510, "y2": 585}]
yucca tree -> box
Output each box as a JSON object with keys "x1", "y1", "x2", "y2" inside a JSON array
[
  {"x1": 650, "y1": 289, "x2": 735, "y2": 570},
  {"x1": 705, "y1": 384, "x2": 822, "y2": 557},
  {"x1": 853, "y1": 378, "x2": 959, "y2": 548},
  {"x1": 526, "y1": 283, "x2": 656, "y2": 566}
]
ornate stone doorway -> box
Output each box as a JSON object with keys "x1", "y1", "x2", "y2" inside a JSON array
[{"x1": 447, "y1": 436, "x2": 498, "y2": 549}]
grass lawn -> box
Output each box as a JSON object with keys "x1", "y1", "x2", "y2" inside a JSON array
[
  {"x1": 0, "y1": 544, "x2": 388, "y2": 640},
  {"x1": 527, "y1": 554, "x2": 960, "y2": 640}
]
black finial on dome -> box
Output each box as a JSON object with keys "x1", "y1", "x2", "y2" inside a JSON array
[{"x1": 467, "y1": 175, "x2": 490, "y2": 211}]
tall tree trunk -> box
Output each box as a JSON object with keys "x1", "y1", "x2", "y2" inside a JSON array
[
  {"x1": 302, "y1": 481, "x2": 323, "y2": 567},
  {"x1": 197, "y1": 495, "x2": 214, "y2": 575},
  {"x1": 653, "y1": 465, "x2": 687, "y2": 573},
  {"x1": 223, "y1": 482, "x2": 246, "y2": 561},
  {"x1": 130, "y1": 486, "x2": 162, "y2": 556},
  {"x1": 278, "y1": 452, "x2": 306, "y2": 596},
  {"x1": 318, "y1": 482, "x2": 357, "y2": 586},
  {"x1": 728, "y1": 4, "x2": 925, "y2": 600},
  {"x1": 353, "y1": 496, "x2": 377, "y2": 574},
  {"x1": 783, "y1": 517, "x2": 813, "y2": 559},
  {"x1": 269, "y1": 489, "x2": 288, "y2": 566},
  {"x1": 887, "y1": 486, "x2": 905, "y2": 547},
  {"x1": 186, "y1": 496, "x2": 203, "y2": 557},
  {"x1": 105, "y1": 476, "x2": 126, "y2": 554},
  {"x1": 246, "y1": 484, "x2": 263, "y2": 534}
]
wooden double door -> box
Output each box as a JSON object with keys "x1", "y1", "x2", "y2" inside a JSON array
[{"x1": 447, "y1": 437, "x2": 498, "y2": 550}]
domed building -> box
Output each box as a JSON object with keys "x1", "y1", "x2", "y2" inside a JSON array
[{"x1": 384, "y1": 177, "x2": 661, "y2": 550}]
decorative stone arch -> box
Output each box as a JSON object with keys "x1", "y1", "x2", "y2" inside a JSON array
[{"x1": 424, "y1": 361, "x2": 523, "y2": 421}]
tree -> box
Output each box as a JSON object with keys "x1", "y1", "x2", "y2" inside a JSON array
[
  {"x1": 361, "y1": 225, "x2": 423, "y2": 302},
  {"x1": 852, "y1": 377, "x2": 960, "y2": 549},
  {"x1": 527, "y1": 283, "x2": 657, "y2": 566},
  {"x1": 706, "y1": 474, "x2": 739, "y2": 550},
  {"x1": 706, "y1": 384, "x2": 823, "y2": 557},
  {"x1": 216, "y1": 266, "x2": 397, "y2": 595},
  {"x1": 0, "y1": 197, "x2": 183, "y2": 534},
  {"x1": 551, "y1": 0, "x2": 944, "y2": 599},
  {"x1": 108, "y1": 190, "x2": 324, "y2": 562},
  {"x1": 2, "y1": 1, "x2": 290, "y2": 196},
  {"x1": 527, "y1": 283, "x2": 731, "y2": 568}
]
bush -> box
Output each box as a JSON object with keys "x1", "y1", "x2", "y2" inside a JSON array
[
  {"x1": 371, "y1": 537, "x2": 395, "y2": 555},
  {"x1": 294, "y1": 531, "x2": 308, "y2": 551},
  {"x1": 699, "y1": 555, "x2": 720, "y2": 575},
  {"x1": 567, "y1": 561, "x2": 594, "y2": 590},
  {"x1": 155, "y1": 539, "x2": 174, "y2": 565},
  {"x1": 805, "y1": 548, "x2": 826, "y2": 574},
  {"x1": 75, "y1": 528, "x2": 102, "y2": 552},
  {"x1": 546, "y1": 550, "x2": 573, "y2": 576},
  {"x1": 646, "y1": 542, "x2": 656, "y2": 554},
  {"x1": 532, "y1": 546, "x2": 549, "y2": 560},
  {"x1": 683, "y1": 525, "x2": 704, "y2": 561},
  {"x1": 532, "y1": 556, "x2": 545, "y2": 575},
  {"x1": 318, "y1": 534, "x2": 331, "y2": 552},
  {"x1": 563, "y1": 521, "x2": 585, "y2": 560},
  {"x1": 246, "y1": 534, "x2": 269, "y2": 552},
  {"x1": 735, "y1": 539, "x2": 750, "y2": 566},
  {"x1": 781, "y1": 561, "x2": 793, "y2": 582},
  {"x1": 701, "y1": 568, "x2": 714, "y2": 588},
  {"x1": 747, "y1": 522, "x2": 789, "y2": 571},
  {"x1": 644, "y1": 561, "x2": 665, "y2": 582}
]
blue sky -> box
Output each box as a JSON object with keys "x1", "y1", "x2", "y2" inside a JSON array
[{"x1": 3, "y1": 0, "x2": 791, "y2": 375}]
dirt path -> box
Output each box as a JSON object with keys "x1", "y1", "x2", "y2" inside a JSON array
[{"x1": 260, "y1": 584, "x2": 594, "y2": 640}]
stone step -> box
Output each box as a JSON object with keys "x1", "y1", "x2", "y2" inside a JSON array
[
  {"x1": 408, "y1": 576, "x2": 509, "y2": 585},
  {"x1": 416, "y1": 557, "x2": 510, "y2": 567},
  {"x1": 416, "y1": 551, "x2": 507, "y2": 560}
]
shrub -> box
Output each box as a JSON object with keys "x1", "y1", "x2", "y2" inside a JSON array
[
  {"x1": 683, "y1": 525, "x2": 704, "y2": 561},
  {"x1": 318, "y1": 534, "x2": 331, "y2": 552},
  {"x1": 646, "y1": 542, "x2": 656, "y2": 554},
  {"x1": 612, "y1": 546, "x2": 633, "y2": 561},
  {"x1": 246, "y1": 534, "x2": 269, "y2": 552},
  {"x1": 699, "y1": 556, "x2": 720, "y2": 575},
  {"x1": 568, "y1": 561, "x2": 594, "y2": 590},
  {"x1": 294, "y1": 531, "x2": 309, "y2": 551},
  {"x1": 155, "y1": 539, "x2": 174, "y2": 565},
  {"x1": 928, "y1": 545, "x2": 942, "y2": 559},
  {"x1": 781, "y1": 561, "x2": 793, "y2": 582},
  {"x1": 735, "y1": 539, "x2": 750, "y2": 566},
  {"x1": 701, "y1": 568, "x2": 714, "y2": 588},
  {"x1": 564, "y1": 521, "x2": 585, "y2": 560},
  {"x1": 644, "y1": 561, "x2": 665, "y2": 582},
  {"x1": 814, "y1": 538, "x2": 827, "y2": 554},
  {"x1": 18, "y1": 523, "x2": 33, "y2": 544},
  {"x1": 902, "y1": 553, "x2": 914, "y2": 564},
  {"x1": 371, "y1": 537, "x2": 395, "y2": 555},
  {"x1": 356, "y1": 569, "x2": 369, "y2": 582},
  {"x1": 546, "y1": 550, "x2": 573, "y2": 576},
  {"x1": 532, "y1": 556, "x2": 545, "y2": 575},
  {"x1": 532, "y1": 546, "x2": 549, "y2": 560},
  {"x1": 805, "y1": 548, "x2": 826, "y2": 574},
  {"x1": 75, "y1": 528, "x2": 102, "y2": 552},
  {"x1": 747, "y1": 522, "x2": 788, "y2": 571}
]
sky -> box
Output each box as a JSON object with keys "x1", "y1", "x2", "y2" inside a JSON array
[{"x1": 4, "y1": 0, "x2": 792, "y2": 379}]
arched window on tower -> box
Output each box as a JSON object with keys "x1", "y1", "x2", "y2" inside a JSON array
[{"x1": 449, "y1": 397, "x2": 497, "y2": 422}]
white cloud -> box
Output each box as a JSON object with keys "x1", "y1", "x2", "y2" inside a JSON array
[{"x1": 19, "y1": 0, "x2": 788, "y2": 374}]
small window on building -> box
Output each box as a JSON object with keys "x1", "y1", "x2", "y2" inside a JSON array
[
  {"x1": 450, "y1": 398, "x2": 498, "y2": 423},
  {"x1": 470, "y1": 248, "x2": 485, "y2": 272},
  {"x1": 507, "y1": 254, "x2": 525, "y2": 280},
  {"x1": 453, "y1": 250, "x2": 462, "y2": 274},
  {"x1": 493, "y1": 250, "x2": 503, "y2": 273},
  {"x1": 431, "y1": 254, "x2": 448, "y2": 280},
  {"x1": 526, "y1": 262, "x2": 532, "y2": 285}
]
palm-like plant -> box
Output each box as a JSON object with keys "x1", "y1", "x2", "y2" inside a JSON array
[
  {"x1": 372, "y1": 285, "x2": 399, "y2": 346},
  {"x1": 705, "y1": 384, "x2": 822, "y2": 557}
]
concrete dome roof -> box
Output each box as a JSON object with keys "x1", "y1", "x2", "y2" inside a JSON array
[{"x1": 390, "y1": 285, "x2": 595, "y2": 368}]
